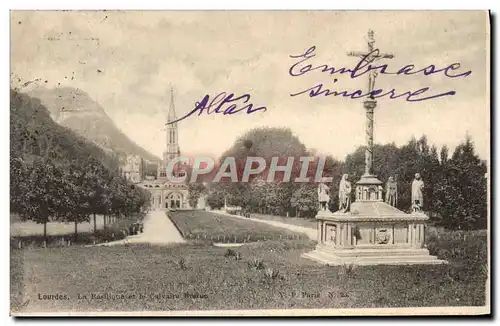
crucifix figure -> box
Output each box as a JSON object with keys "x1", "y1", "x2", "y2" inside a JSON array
[{"x1": 347, "y1": 30, "x2": 394, "y2": 176}]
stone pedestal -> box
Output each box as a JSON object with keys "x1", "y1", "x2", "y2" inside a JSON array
[{"x1": 303, "y1": 176, "x2": 447, "y2": 266}]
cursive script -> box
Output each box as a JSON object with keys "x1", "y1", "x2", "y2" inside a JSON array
[
  {"x1": 289, "y1": 46, "x2": 472, "y2": 102},
  {"x1": 167, "y1": 92, "x2": 267, "y2": 124},
  {"x1": 290, "y1": 81, "x2": 455, "y2": 102}
]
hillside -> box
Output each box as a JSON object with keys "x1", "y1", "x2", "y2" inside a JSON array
[
  {"x1": 27, "y1": 87, "x2": 160, "y2": 163},
  {"x1": 10, "y1": 89, "x2": 120, "y2": 171}
]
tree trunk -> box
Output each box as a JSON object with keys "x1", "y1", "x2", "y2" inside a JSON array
[
  {"x1": 93, "y1": 213, "x2": 97, "y2": 233},
  {"x1": 43, "y1": 220, "x2": 47, "y2": 239},
  {"x1": 103, "y1": 214, "x2": 107, "y2": 229},
  {"x1": 74, "y1": 220, "x2": 78, "y2": 240}
]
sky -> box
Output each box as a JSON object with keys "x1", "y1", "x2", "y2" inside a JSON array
[{"x1": 10, "y1": 11, "x2": 490, "y2": 161}]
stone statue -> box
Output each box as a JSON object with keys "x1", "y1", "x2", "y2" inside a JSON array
[
  {"x1": 338, "y1": 174, "x2": 352, "y2": 213},
  {"x1": 385, "y1": 176, "x2": 398, "y2": 207},
  {"x1": 411, "y1": 173, "x2": 424, "y2": 212},
  {"x1": 317, "y1": 182, "x2": 330, "y2": 212}
]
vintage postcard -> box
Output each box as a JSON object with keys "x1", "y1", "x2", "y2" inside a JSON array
[{"x1": 10, "y1": 10, "x2": 490, "y2": 316}]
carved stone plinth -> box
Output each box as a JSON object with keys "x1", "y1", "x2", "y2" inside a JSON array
[{"x1": 302, "y1": 201, "x2": 447, "y2": 266}]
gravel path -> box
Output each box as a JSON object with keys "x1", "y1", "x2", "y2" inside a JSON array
[{"x1": 95, "y1": 210, "x2": 185, "y2": 246}]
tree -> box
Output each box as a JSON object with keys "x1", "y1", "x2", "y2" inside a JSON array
[
  {"x1": 435, "y1": 136, "x2": 487, "y2": 229},
  {"x1": 425, "y1": 145, "x2": 442, "y2": 217},
  {"x1": 109, "y1": 176, "x2": 126, "y2": 219},
  {"x1": 211, "y1": 127, "x2": 309, "y2": 215},
  {"x1": 291, "y1": 183, "x2": 318, "y2": 217},
  {"x1": 19, "y1": 157, "x2": 65, "y2": 239},
  {"x1": 10, "y1": 155, "x2": 28, "y2": 214},
  {"x1": 79, "y1": 157, "x2": 106, "y2": 232},
  {"x1": 60, "y1": 162, "x2": 92, "y2": 239},
  {"x1": 188, "y1": 183, "x2": 207, "y2": 208},
  {"x1": 440, "y1": 145, "x2": 449, "y2": 164}
]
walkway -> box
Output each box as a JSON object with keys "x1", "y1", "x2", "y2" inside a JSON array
[
  {"x1": 212, "y1": 210, "x2": 317, "y2": 240},
  {"x1": 94, "y1": 210, "x2": 185, "y2": 246}
]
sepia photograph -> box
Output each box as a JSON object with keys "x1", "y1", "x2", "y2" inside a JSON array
[{"x1": 9, "y1": 10, "x2": 490, "y2": 316}]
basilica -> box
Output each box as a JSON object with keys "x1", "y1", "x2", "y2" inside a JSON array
[{"x1": 136, "y1": 89, "x2": 191, "y2": 210}]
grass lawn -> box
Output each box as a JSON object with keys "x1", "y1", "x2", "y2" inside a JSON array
[
  {"x1": 11, "y1": 233, "x2": 487, "y2": 313},
  {"x1": 10, "y1": 209, "x2": 488, "y2": 313},
  {"x1": 249, "y1": 213, "x2": 317, "y2": 229},
  {"x1": 168, "y1": 210, "x2": 307, "y2": 242}
]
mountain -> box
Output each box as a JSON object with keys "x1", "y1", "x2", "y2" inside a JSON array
[
  {"x1": 27, "y1": 87, "x2": 160, "y2": 163},
  {"x1": 10, "y1": 89, "x2": 120, "y2": 171}
]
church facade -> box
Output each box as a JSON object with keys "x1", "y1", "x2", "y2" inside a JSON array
[{"x1": 137, "y1": 89, "x2": 191, "y2": 210}]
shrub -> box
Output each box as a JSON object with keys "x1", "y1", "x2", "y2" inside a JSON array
[
  {"x1": 176, "y1": 257, "x2": 187, "y2": 270},
  {"x1": 264, "y1": 268, "x2": 280, "y2": 280},
  {"x1": 339, "y1": 264, "x2": 356, "y2": 280},
  {"x1": 262, "y1": 268, "x2": 285, "y2": 283},
  {"x1": 224, "y1": 249, "x2": 237, "y2": 257},
  {"x1": 248, "y1": 258, "x2": 265, "y2": 270}
]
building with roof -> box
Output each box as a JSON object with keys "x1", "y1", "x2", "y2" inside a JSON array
[{"x1": 137, "y1": 88, "x2": 190, "y2": 210}]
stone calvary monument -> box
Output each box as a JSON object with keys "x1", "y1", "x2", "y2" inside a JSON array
[{"x1": 302, "y1": 30, "x2": 447, "y2": 266}]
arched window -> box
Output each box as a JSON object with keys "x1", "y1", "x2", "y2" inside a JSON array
[{"x1": 165, "y1": 192, "x2": 183, "y2": 209}]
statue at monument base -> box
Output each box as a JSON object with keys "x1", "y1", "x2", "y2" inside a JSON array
[
  {"x1": 385, "y1": 176, "x2": 398, "y2": 207},
  {"x1": 411, "y1": 173, "x2": 425, "y2": 213},
  {"x1": 338, "y1": 174, "x2": 352, "y2": 213},
  {"x1": 317, "y1": 182, "x2": 330, "y2": 212}
]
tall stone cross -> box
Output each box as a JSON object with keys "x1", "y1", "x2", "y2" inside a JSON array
[{"x1": 347, "y1": 29, "x2": 394, "y2": 177}]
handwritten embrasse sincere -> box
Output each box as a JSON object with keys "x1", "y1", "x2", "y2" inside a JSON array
[
  {"x1": 288, "y1": 45, "x2": 472, "y2": 102},
  {"x1": 171, "y1": 42, "x2": 473, "y2": 125}
]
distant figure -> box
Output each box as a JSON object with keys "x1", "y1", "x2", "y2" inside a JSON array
[
  {"x1": 317, "y1": 182, "x2": 330, "y2": 211},
  {"x1": 411, "y1": 173, "x2": 424, "y2": 212},
  {"x1": 385, "y1": 176, "x2": 398, "y2": 207},
  {"x1": 338, "y1": 174, "x2": 352, "y2": 213}
]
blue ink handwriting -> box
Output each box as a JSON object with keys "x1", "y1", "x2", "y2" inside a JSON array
[
  {"x1": 167, "y1": 92, "x2": 267, "y2": 124},
  {"x1": 289, "y1": 46, "x2": 471, "y2": 102}
]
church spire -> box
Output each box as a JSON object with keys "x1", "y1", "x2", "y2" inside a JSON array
[
  {"x1": 167, "y1": 86, "x2": 177, "y2": 124},
  {"x1": 165, "y1": 86, "x2": 180, "y2": 163}
]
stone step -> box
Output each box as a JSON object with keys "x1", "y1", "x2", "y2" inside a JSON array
[
  {"x1": 316, "y1": 248, "x2": 429, "y2": 258},
  {"x1": 315, "y1": 246, "x2": 432, "y2": 257},
  {"x1": 302, "y1": 250, "x2": 447, "y2": 266}
]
